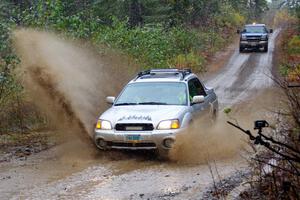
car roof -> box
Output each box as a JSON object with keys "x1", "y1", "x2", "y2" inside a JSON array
[{"x1": 129, "y1": 69, "x2": 196, "y2": 83}]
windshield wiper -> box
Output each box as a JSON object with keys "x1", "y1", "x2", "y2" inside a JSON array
[
  {"x1": 114, "y1": 103, "x2": 138, "y2": 106},
  {"x1": 138, "y1": 102, "x2": 168, "y2": 105}
]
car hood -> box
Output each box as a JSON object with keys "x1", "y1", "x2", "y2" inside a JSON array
[{"x1": 100, "y1": 105, "x2": 187, "y2": 125}]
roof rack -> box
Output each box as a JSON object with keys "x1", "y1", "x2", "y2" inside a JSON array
[{"x1": 135, "y1": 68, "x2": 192, "y2": 81}]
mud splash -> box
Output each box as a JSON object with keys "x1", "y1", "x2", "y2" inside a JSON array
[
  {"x1": 170, "y1": 87, "x2": 282, "y2": 164},
  {"x1": 13, "y1": 29, "x2": 135, "y2": 139},
  {"x1": 169, "y1": 114, "x2": 246, "y2": 164}
]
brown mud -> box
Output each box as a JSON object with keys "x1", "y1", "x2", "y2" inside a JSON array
[{"x1": 170, "y1": 114, "x2": 245, "y2": 164}]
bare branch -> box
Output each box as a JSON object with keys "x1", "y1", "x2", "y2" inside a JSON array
[{"x1": 252, "y1": 157, "x2": 300, "y2": 176}]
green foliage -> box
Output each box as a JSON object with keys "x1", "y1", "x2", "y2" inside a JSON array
[
  {"x1": 224, "y1": 108, "x2": 232, "y2": 114},
  {"x1": 251, "y1": 0, "x2": 269, "y2": 20},
  {"x1": 279, "y1": 64, "x2": 291, "y2": 76},
  {"x1": 214, "y1": 3, "x2": 245, "y2": 28},
  {"x1": 170, "y1": 52, "x2": 205, "y2": 72},
  {"x1": 0, "y1": 15, "x2": 16, "y2": 58},
  {"x1": 288, "y1": 35, "x2": 300, "y2": 54},
  {"x1": 11, "y1": 0, "x2": 98, "y2": 38},
  {"x1": 94, "y1": 19, "x2": 205, "y2": 69},
  {"x1": 278, "y1": 15, "x2": 300, "y2": 83},
  {"x1": 0, "y1": 58, "x2": 25, "y2": 133},
  {"x1": 280, "y1": 63, "x2": 300, "y2": 82},
  {"x1": 0, "y1": 0, "x2": 252, "y2": 72}
]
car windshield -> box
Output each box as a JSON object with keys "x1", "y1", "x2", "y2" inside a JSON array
[
  {"x1": 243, "y1": 26, "x2": 266, "y2": 33},
  {"x1": 115, "y1": 82, "x2": 187, "y2": 106}
]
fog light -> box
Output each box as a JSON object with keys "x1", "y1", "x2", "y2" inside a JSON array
[
  {"x1": 96, "y1": 139, "x2": 107, "y2": 149},
  {"x1": 163, "y1": 138, "x2": 175, "y2": 148}
]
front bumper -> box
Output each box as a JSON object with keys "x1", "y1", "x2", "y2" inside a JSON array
[
  {"x1": 240, "y1": 40, "x2": 267, "y2": 48},
  {"x1": 94, "y1": 129, "x2": 182, "y2": 150}
]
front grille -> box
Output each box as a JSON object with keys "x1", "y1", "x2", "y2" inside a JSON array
[
  {"x1": 247, "y1": 39, "x2": 260, "y2": 42},
  {"x1": 246, "y1": 36, "x2": 261, "y2": 42},
  {"x1": 108, "y1": 142, "x2": 156, "y2": 148},
  {"x1": 115, "y1": 123, "x2": 154, "y2": 131}
]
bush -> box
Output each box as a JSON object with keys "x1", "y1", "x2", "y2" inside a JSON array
[
  {"x1": 93, "y1": 19, "x2": 204, "y2": 69},
  {"x1": 287, "y1": 64, "x2": 300, "y2": 82},
  {"x1": 214, "y1": 3, "x2": 245, "y2": 29},
  {"x1": 0, "y1": 58, "x2": 25, "y2": 133},
  {"x1": 288, "y1": 35, "x2": 300, "y2": 54},
  {"x1": 169, "y1": 51, "x2": 205, "y2": 72}
]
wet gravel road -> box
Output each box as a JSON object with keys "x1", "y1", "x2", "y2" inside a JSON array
[
  {"x1": 205, "y1": 29, "x2": 280, "y2": 107},
  {"x1": 0, "y1": 30, "x2": 280, "y2": 200}
]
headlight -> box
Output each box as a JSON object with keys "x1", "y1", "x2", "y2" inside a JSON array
[
  {"x1": 241, "y1": 35, "x2": 247, "y2": 40},
  {"x1": 96, "y1": 119, "x2": 112, "y2": 130},
  {"x1": 157, "y1": 119, "x2": 180, "y2": 130}
]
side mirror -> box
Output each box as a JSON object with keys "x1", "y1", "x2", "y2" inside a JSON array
[
  {"x1": 269, "y1": 29, "x2": 273, "y2": 33},
  {"x1": 192, "y1": 95, "x2": 205, "y2": 104},
  {"x1": 237, "y1": 30, "x2": 240, "y2": 34},
  {"x1": 106, "y1": 96, "x2": 115, "y2": 104}
]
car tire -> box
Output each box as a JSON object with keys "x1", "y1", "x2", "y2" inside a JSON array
[
  {"x1": 239, "y1": 46, "x2": 244, "y2": 53},
  {"x1": 263, "y1": 45, "x2": 268, "y2": 52},
  {"x1": 95, "y1": 138, "x2": 108, "y2": 150}
]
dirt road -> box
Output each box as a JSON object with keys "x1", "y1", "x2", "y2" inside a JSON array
[
  {"x1": 0, "y1": 30, "x2": 281, "y2": 200},
  {"x1": 206, "y1": 29, "x2": 280, "y2": 107}
]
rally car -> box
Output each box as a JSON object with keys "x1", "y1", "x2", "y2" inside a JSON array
[{"x1": 94, "y1": 69, "x2": 218, "y2": 156}]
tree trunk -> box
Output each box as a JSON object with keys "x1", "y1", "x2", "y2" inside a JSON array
[{"x1": 128, "y1": 0, "x2": 143, "y2": 28}]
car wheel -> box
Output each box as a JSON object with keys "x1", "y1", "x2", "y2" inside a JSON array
[
  {"x1": 263, "y1": 45, "x2": 268, "y2": 52},
  {"x1": 95, "y1": 138, "x2": 108, "y2": 150},
  {"x1": 239, "y1": 46, "x2": 244, "y2": 53}
]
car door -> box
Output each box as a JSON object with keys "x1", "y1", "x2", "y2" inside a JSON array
[{"x1": 188, "y1": 78, "x2": 210, "y2": 117}]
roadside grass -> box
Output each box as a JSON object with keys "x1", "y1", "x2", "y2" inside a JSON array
[{"x1": 276, "y1": 10, "x2": 300, "y2": 83}]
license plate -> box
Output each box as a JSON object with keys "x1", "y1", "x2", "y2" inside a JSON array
[
  {"x1": 126, "y1": 135, "x2": 141, "y2": 141},
  {"x1": 250, "y1": 42, "x2": 257, "y2": 46}
]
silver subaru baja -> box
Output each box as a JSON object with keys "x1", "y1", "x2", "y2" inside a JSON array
[{"x1": 94, "y1": 69, "x2": 218, "y2": 155}]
